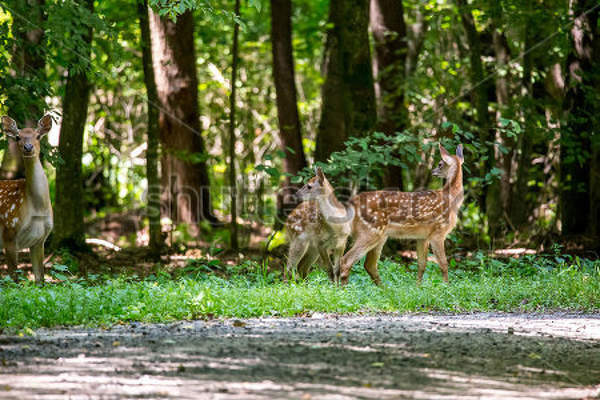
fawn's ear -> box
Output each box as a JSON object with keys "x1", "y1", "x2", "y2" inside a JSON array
[
  {"x1": 316, "y1": 167, "x2": 325, "y2": 184},
  {"x1": 439, "y1": 143, "x2": 453, "y2": 164},
  {"x1": 1, "y1": 116, "x2": 19, "y2": 138},
  {"x1": 36, "y1": 114, "x2": 52, "y2": 138},
  {"x1": 456, "y1": 144, "x2": 464, "y2": 163}
]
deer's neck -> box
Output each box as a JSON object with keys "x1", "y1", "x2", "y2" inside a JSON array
[
  {"x1": 24, "y1": 156, "x2": 51, "y2": 212},
  {"x1": 443, "y1": 165, "x2": 464, "y2": 205},
  {"x1": 317, "y1": 191, "x2": 347, "y2": 222}
]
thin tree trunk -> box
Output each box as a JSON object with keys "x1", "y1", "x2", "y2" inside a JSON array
[
  {"x1": 229, "y1": 0, "x2": 241, "y2": 251},
  {"x1": 1, "y1": 0, "x2": 47, "y2": 179},
  {"x1": 561, "y1": 0, "x2": 600, "y2": 236},
  {"x1": 370, "y1": 0, "x2": 408, "y2": 189},
  {"x1": 456, "y1": 0, "x2": 500, "y2": 238},
  {"x1": 511, "y1": 24, "x2": 534, "y2": 228},
  {"x1": 315, "y1": 0, "x2": 376, "y2": 163},
  {"x1": 52, "y1": 0, "x2": 93, "y2": 251},
  {"x1": 137, "y1": 0, "x2": 163, "y2": 255},
  {"x1": 406, "y1": 6, "x2": 428, "y2": 77},
  {"x1": 149, "y1": 10, "x2": 215, "y2": 232},
  {"x1": 491, "y1": 14, "x2": 514, "y2": 227},
  {"x1": 270, "y1": 0, "x2": 307, "y2": 223}
]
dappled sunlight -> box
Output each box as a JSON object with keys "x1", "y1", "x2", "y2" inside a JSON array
[{"x1": 1, "y1": 315, "x2": 599, "y2": 399}]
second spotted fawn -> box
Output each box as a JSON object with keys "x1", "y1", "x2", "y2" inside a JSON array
[{"x1": 285, "y1": 167, "x2": 353, "y2": 282}]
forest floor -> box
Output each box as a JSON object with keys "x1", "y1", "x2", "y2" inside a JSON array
[{"x1": 0, "y1": 313, "x2": 599, "y2": 399}]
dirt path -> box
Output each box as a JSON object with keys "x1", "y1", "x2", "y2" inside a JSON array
[{"x1": 0, "y1": 313, "x2": 599, "y2": 399}]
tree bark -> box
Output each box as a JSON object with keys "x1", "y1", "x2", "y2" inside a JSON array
[
  {"x1": 52, "y1": 0, "x2": 93, "y2": 251},
  {"x1": 149, "y1": 10, "x2": 215, "y2": 231},
  {"x1": 228, "y1": 0, "x2": 241, "y2": 251},
  {"x1": 270, "y1": 0, "x2": 307, "y2": 222},
  {"x1": 491, "y1": 11, "x2": 514, "y2": 230},
  {"x1": 561, "y1": 0, "x2": 600, "y2": 237},
  {"x1": 511, "y1": 23, "x2": 534, "y2": 228},
  {"x1": 406, "y1": 6, "x2": 428, "y2": 77},
  {"x1": 315, "y1": 0, "x2": 376, "y2": 162},
  {"x1": 137, "y1": 0, "x2": 163, "y2": 255},
  {"x1": 456, "y1": 0, "x2": 500, "y2": 238},
  {"x1": 370, "y1": 0, "x2": 408, "y2": 189},
  {"x1": 1, "y1": 0, "x2": 47, "y2": 179}
]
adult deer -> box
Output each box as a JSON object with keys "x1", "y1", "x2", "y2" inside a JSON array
[
  {"x1": 0, "y1": 115, "x2": 54, "y2": 284},
  {"x1": 285, "y1": 167, "x2": 353, "y2": 282},
  {"x1": 339, "y1": 144, "x2": 464, "y2": 285}
]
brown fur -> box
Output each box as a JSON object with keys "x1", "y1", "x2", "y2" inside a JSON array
[
  {"x1": 285, "y1": 168, "x2": 353, "y2": 282},
  {"x1": 0, "y1": 115, "x2": 53, "y2": 284},
  {"x1": 339, "y1": 144, "x2": 464, "y2": 285}
]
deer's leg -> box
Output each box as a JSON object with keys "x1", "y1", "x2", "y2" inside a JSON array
[
  {"x1": 285, "y1": 239, "x2": 309, "y2": 281},
  {"x1": 339, "y1": 234, "x2": 385, "y2": 286},
  {"x1": 5, "y1": 241, "x2": 18, "y2": 282},
  {"x1": 416, "y1": 239, "x2": 429, "y2": 284},
  {"x1": 317, "y1": 247, "x2": 336, "y2": 282},
  {"x1": 430, "y1": 238, "x2": 449, "y2": 283},
  {"x1": 331, "y1": 244, "x2": 346, "y2": 284},
  {"x1": 298, "y1": 246, "x2": 319, "y2": 279},
  {"x1": 31, "y1": 242, "x2": 45, "y2": 285},
  {"x1": 363, "y1": 240, "x2": 385, "y2": 286}
]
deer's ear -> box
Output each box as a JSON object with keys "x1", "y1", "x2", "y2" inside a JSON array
[
  {"x1": 36, "y1": 114, "x2": 52, "y2": 138},
  {"x1": 1, "y1": 116, "x2": 19, "y2": 138},
  {"x1": 456, "y1": 144, "x2": 464, "y2": 163},
  {"x1": 316, "y1": 167, "x2": 325, "y2": 184},
  {"x1": 439, "y1": 143, "x2": 453, "y2": 164}
]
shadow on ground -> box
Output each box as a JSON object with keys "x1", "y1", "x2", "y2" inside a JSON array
[{"x1": 0, "y1": 314, "x2": 599, "y2": 399}]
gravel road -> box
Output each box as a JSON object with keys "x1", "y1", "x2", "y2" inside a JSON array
[{"x1": 0, "y1": 313, "x2": 599, "y2": 399}]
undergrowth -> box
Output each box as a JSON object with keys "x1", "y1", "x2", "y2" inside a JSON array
[{"x1": 0, "y1": 252, "x2": 599, "y2": 331}]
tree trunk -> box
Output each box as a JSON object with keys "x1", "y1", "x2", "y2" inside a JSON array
[
  {"x1": 511, "y1": 24, "x2": 534, "y2": 228},
  {"x1": 52, "y1": 0, "x2": 93, "y2": 251},
  {"x1": 456, "y1": 0, "x2": 500, "y2": 238},
  {"x1": 228, "y1": 0, "x2": 241, "y2": 251},
  {"x1": 561, "y1": 0, "x2": 600, "y2": 237},
  {"x1": 270, "y1": 0, "x2": 307, "y2": 222},
  {"x1": 1, "y1": 0, "x2": 47, "y2": 179},
  {"x1": 492, "y1": 25, "x2": 513, "y2": 216},
  {"x1": 315, "y1": 0, "x2": 376, "y2": 162},
  {"x1": 149, "y1": 10, "x2": 215, "y2": 231},
  {"x1": 406, "y1": 6, "x2": 428, "y2": 77},
  {"x1": 137, "y1": 0, "x2": 163, "y2": 255},
  {"x1": 370, "y1": 0, "x2": 408, "y2": 189}
]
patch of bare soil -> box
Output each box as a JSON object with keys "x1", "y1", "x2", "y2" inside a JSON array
[{"x1": 0, "y1": 313, "x2": 599, "y2": 399}]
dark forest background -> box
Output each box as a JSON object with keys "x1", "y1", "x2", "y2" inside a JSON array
[{"x1": 1, "y1": 0, "x2": 599, "y2": 261}]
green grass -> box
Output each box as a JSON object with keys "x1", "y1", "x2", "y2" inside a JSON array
[{"x1": 1, "y1": 254, "x2": 599, "y2": 330}]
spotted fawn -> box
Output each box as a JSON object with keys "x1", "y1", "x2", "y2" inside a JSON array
[
  {"x1": 1, "y1": 115, "x2": 54, "y2": 284},
  {"x1": 339, "y1": 144, "x2": 464, "y2": 285},
  {"x1": 285, "y1": 167, "x2": 353, "y2": 282}
]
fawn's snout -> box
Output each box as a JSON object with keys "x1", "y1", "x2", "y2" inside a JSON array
[{"x1": 23, "y1": 143, "x2": 34, "y2": 154}]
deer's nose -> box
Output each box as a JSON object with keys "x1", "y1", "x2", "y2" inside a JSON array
[{"x1": 23, "y1": 143, "x2": 34, "y2": 153}]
